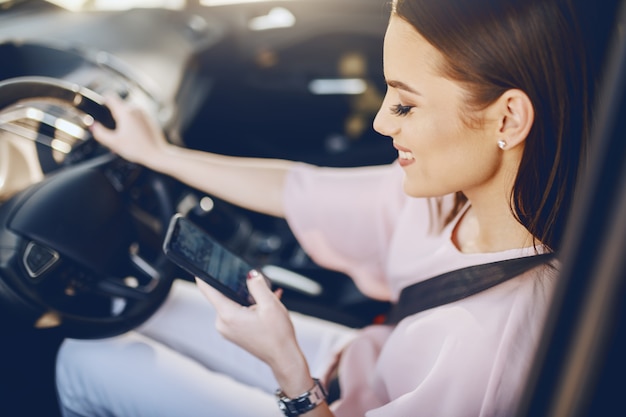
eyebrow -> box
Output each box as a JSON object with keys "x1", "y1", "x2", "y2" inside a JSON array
[{"x1": 387, "y1": 80, "x2": 422, "y2": 96}]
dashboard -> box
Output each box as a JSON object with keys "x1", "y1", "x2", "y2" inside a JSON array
[
  {"x1": 0, "y1": 4, "x2": 222, "y2": 199},
  {"x1": 0, "y1": 1, "x2": 396, "y2": 201}
]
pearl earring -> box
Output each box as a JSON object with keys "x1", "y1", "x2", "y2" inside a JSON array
[{"x1": 497, "y1": 139, "x2": 507, "y2": 150}]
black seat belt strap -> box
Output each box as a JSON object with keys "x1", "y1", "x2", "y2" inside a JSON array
[{"x1": 384, "y1": 253, "x2": 555, "y2": 324}]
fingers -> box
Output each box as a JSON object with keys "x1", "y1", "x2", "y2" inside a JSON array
[
  {"x1": 91, "y1": 93, "x2": 134, "y2": 131},
  {"x1": 196, "y1": 270, "x2": 277, "y2": 310},
  {"x1": 89, "y1": 121, "x2": 116, "y2": 150},
  {"x1": 195, "y1": 277, "x2": 219, "y2": 302},
  {"x1": 246, "y1": 270, "x2": 276, "y2": 305},
  {"x1": 274, "y1": 287, "x2": 284, "y2": 300},
  {"x1": 195, "y1": 278, "x2": 241, "y2": 313},
  {"x1": 90, "y1": 93, "x2": 153, "y2": 156},
  {"x1": 195, "y1": 278, "x2": 248, "y2": 339},
  {"x1": 102, "y1": 92, "x2": 128, "y2": 122},
  {"x1": 89, "y1": 93, "x2": 126, "y2": 145}
]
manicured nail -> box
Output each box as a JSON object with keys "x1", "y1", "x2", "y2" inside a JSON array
[{"x1": 247, "y1": 269, "x2": 260, "y2": 280}]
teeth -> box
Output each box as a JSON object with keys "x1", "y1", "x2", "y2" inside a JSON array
[{"x1": 398, "y1": 150, "x2": 414, "y2": 160}]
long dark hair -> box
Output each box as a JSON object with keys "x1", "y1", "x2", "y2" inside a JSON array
[{"x1": 394, "y1": 0, "x2": 590, "y2": 251}]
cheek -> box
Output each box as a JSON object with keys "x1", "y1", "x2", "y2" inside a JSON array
[{"x1": 402, "y1": 125, "x2": 499, "y2": 197}]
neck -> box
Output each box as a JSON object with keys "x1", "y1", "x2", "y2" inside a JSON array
[{"x1": 452, "y1": 194, "x2": 535, "y2": 254}]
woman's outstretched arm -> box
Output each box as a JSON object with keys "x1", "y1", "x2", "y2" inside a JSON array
[{"x1": 91, "y1": 94, "x2": 296, "y2": 218}]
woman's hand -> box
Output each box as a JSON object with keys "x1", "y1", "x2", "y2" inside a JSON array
[
  {"x1": 196, "y1": 270, "x2": 314, "y2": 396},
  {"x1": 196, "y1": 270, "x2": 298, "y2": 367},
  {"x1": 90, "y1": 94, "x2": 169, "y2": 167}
]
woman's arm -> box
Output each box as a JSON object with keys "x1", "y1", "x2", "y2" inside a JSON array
[
  {"x1": 91, "y1": 95, "x2": 296, "y2": 218},
  {"x1": 196, "y1": 272, "x2": 335, "y2": 417},
  {"x1": 147, "y1": 147, "x2": 293, "y2": 218}
]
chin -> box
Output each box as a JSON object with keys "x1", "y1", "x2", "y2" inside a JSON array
[
  {"x1": 402, "y1": 178, "x2": 453, "y2": 199},
  {"x1": 402, "y1": 180, "x2": 428, "y2": 198}
]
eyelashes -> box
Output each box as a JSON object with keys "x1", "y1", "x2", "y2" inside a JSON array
[{"x1": 390, "y1": 104, "x2": 414, "y2": 116}]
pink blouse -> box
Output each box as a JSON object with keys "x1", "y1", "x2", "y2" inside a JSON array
[{"x1": 283, "y1": 162, "x2": 557, "y2": 417}]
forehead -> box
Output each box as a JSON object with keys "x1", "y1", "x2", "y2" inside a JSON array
[{"x1": 383, "y1": 15, "x2": 443, "y2": 78}]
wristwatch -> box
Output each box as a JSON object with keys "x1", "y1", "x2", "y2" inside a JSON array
[{"x1": 275, "y1": 378, "x2": 328, "y2": 417}]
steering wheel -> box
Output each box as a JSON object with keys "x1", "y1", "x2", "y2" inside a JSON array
[{"x1": 0, "y1": 76, "x2": 176, "y2": 339}]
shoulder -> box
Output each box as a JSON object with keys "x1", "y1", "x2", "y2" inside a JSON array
[{"x1": 369, "y1": 261, "x2": 556, "y2": 415}]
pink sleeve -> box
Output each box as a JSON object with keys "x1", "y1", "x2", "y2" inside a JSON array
[{"x1": 282, "y1": 162, "x2": 406, "y2": 301}]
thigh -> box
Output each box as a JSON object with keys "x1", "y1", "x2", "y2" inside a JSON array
[
  {"x1": 56, "y1": 332, "x2": 282, "y2": 417},
  {"x1": 137, "y1": 279, "x2": 357, "y2": 391}
]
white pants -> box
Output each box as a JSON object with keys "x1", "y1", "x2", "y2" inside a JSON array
[{"x1": 56, "y1": 279, "x2": 356, "y2": 417}]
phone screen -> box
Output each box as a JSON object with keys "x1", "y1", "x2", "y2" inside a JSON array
[{"x1": 163, "y1": 214, "x2": 256, "y2": 305}]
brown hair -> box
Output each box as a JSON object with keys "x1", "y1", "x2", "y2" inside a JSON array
[{"x1": 394, "y1": 0, "x2": 590, "y2": 251}]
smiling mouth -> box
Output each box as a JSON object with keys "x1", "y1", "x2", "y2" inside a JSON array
[{"x1": 398, "y1": 149, "x2": 414, "y2": 161}]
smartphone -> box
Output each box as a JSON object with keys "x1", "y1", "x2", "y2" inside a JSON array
[{"x1": 163, "y1": 213, "x2": 267, "y2": 305}]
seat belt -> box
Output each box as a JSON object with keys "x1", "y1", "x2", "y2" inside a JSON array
[
  {"x1": 326, "y1": 253, "x2": 555, "y2": 404},
  {"x1": 384, "y1": 253, "x2": 555, "y2": 324}
]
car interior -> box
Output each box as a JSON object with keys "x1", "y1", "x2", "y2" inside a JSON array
[{"x1": 0, "y1": 0, "x2": 624, "y2": 416}]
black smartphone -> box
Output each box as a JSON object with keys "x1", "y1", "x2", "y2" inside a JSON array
[{"x1": 163, "y1": 214, "x2": 267, "y2": 305}]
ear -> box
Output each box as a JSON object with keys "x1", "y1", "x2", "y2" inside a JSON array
[{"x1": 493, "y1": 89, "x2": 534, "y2": 149}]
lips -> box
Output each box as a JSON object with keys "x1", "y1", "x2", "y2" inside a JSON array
[{"x1": 394, "y1": 143, "x2": 415, "y2": 165}]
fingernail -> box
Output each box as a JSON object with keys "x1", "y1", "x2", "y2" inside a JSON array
[{"x1": 247, "y1": 269, "x2": 260, "y2": 280}]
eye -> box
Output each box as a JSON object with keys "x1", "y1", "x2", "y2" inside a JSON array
[{"x1": 391, "y1": 104, "x2": 414, "y2": 116}]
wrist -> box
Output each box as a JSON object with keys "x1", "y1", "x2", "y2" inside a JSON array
[
  {"x1": 270, "y1": 349, "x2": 312, "y2": 397},
  {"x1": 275, "y1": 378, "x2": 328, "y2": 417},
  {"x1": 145, "y1": 142, "x2": 178, "y2": 172}
]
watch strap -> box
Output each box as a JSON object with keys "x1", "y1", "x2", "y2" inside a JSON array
[{"x1": 276, "y1": 378, "x2": 328, "y2": 417}]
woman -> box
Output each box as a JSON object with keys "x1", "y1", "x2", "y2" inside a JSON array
[{"x1": 56, "y1": 0, "x2": 590, "y2": 416}]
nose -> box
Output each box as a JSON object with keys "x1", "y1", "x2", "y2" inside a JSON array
[{"x1": 373, "y1": 95, "x2": 399, "y2": 138}]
